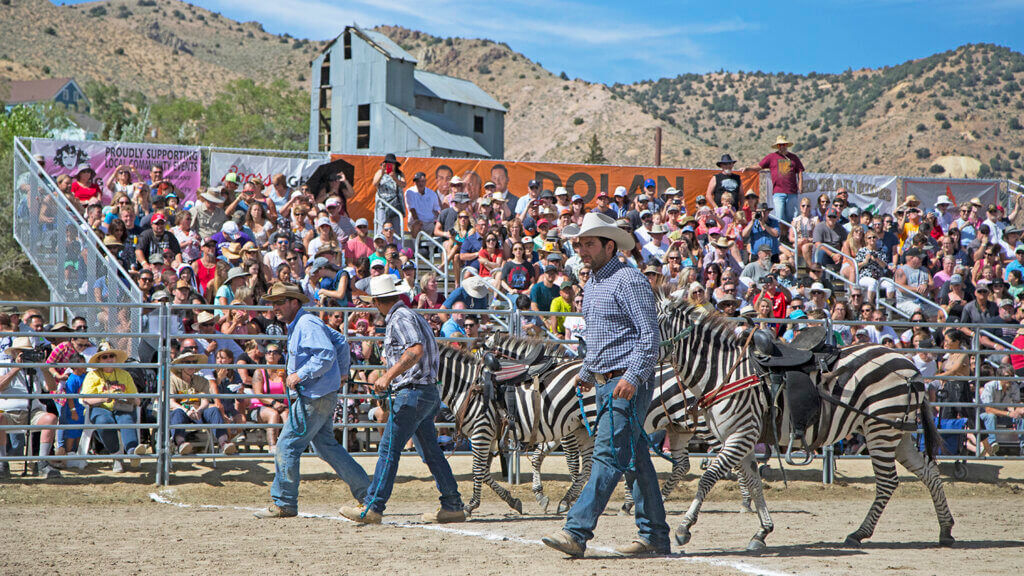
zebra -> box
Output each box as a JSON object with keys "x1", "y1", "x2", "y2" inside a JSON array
[
  {"x1": 483, "y1": 333, "x2": 748, "y2": 515},
  {"x1": 658, "y1": 296, "x2": 955, "y2": 551},
  {"x1": 435, "y1": 345, "x2": 588, "y2": 514}
]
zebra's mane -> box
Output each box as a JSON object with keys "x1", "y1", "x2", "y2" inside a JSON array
[
  {"x1": 657, "y1": 291, "x2": 743, "y2": 349},
  {"x1": 439, "y1": 344, "x2": 483, "y2": 367},
  {"x1": 485, "y1": 332, "x2": 572, "y2": 358}
]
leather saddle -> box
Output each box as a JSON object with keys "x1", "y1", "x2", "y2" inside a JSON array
[{"x1": 480, "y1": 344, "x2": 555, "y2": 450}]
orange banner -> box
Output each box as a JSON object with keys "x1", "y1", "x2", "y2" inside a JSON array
[{"x1": 332, "y1": 154, "x2": 760, "y2": 223}]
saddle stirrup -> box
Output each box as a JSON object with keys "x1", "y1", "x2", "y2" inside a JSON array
[{"x1": 784, "y1": 433, "x2": 815, "y2": 466}]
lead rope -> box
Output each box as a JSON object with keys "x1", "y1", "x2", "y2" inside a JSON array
[{"x1": 361, "y1": 388, "x2": 395, "y2": 519}]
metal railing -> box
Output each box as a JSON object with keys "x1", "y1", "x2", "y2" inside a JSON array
[
  {"x1": 11, "y1": 138, "x2": 144, "y2": 355},
  {"x1": 460, "y1": 267, "x2": 517, "y2": 334},
  {"x1": 813, "y1": 244, "x2": 859, "y2": 286},
  {"x1": 376, "y1": 196, "x2": 405, "y2": 242},
  {"x1": 414, "y1": 231, "x2": 450, "y2": 296}
]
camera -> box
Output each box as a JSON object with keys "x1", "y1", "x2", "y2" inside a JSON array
[{"x1": 20, "y1": 345, "x2": 47, "y2": 364}]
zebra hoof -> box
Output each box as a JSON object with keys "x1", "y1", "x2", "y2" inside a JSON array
[
  {"x1": 843, "y1": 534, "x2": 863, "y2": 547},
  {"x1": 618, "y1": 503, "x2": 634, "y2": 516},
  {"x1": 746, "y1": 538, "x2": 766, "y2": 554},
  {"x1": 511, "y1": 498, "x2": 524, "y2": 515},
  {"x1": 536, "y1": 494, "x2": 550, "y2": 512},
  {"x1": 674, "y1": 527, "x2": 691, "y2": 546},
  {"x1": 939, "y1": 527, "x2": 955, "y2": 547},
  {"x1": 740, "y1": 499, "x2": 754, "y2": 514},
  {"x1": 556, "y1": 499, "x2": 571, "y2": 515}
]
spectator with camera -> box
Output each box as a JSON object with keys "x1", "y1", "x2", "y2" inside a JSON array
[{"x1": 0, "y1": 337, "x2": 62, "y2": 479}]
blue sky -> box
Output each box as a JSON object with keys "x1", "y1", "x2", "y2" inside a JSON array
[{"x1": 62, "y1": 0, "x2": 1024, "y2": 84}]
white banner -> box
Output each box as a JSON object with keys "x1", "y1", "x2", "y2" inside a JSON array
[
  {"x1": 902, "y1": 178, "x2": 1001, "y2": 211},
  {"x1": 209, "y1": 152, "x2": 326, "y2": 189},
  {"x1": 797, "y1": 172, "x2": 899, "y2": 215}
]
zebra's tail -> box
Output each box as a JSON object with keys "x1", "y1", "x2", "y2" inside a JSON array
[{"x1": 919, "y1": 400, "x2": 942, "y2": 462}]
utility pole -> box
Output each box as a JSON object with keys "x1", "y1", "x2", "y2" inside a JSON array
[{"x1": 654, "y1": 127, "x2": 662, "y2": 166}]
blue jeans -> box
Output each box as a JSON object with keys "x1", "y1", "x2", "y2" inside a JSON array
[
  {"x1": 271, "y1": 391, "x2": 371, "y2": 511},
  {"x1": 564, "y1": 377, "x2": 669, "y2": 551},
  {"x1": 89, "y1": 406, "x2": 138, "y2": 453},
  {"x1": 170, "y1": 406, "x2": 226, "y2": 444},
  {"x1": 979, "y1": 412, "x2": 1023, "y2": 446},
  {"x1": 363, "y1": 384, "x2": 463, "y2": 514},
  {"x1": 772, "y1": 192, "x2": 798, "y2": 226}
]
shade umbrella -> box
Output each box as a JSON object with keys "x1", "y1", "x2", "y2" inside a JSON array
[{"x1": 305, "y1": 158, "x2": 356, "y2": 198}]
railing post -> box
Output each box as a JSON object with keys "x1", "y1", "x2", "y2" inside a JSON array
[
  {"x1": 972, "y1": 329, "x2": 982, "y2": 458},
  {"x1": 822, "y1": 445, "x2": 834, "y2": 485},
  {"x1": 160, "y1": 304, "x2": 172, "y2": 485}
]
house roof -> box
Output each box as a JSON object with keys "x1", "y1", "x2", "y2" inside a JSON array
[
  {"x1": 413, "y1": 70, "x2": 505, "y2": 112},
  {"x1": 384, "y1": 104, "x2": 489, "y2": 157},
  {"x1": 3, "y1": 78, "x2": 79, "y2": 105}
]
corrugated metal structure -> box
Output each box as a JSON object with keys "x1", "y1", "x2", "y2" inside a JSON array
[{"x1": 309, "y1": 25, "x2": 504, "y2": 159}]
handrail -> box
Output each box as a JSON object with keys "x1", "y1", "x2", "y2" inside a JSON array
[
  {"x1": 415, "y1": 230, "x2": 450, "y2": 296},
  {"x1": 376, "y1": 195, "x2": 405, "y2": 242},
  {"x1": 771, "y1": 215, "x2": 800, "y2": 273},
  {"x1": 14, "y1": 138, "x2": 142, "y2": 302},
  {"x1": 813, "y1": 244, "x2": 859, "y2": 281},
  {"x1": 461, "y1": 267, "x2": 515, "y2": 333}
]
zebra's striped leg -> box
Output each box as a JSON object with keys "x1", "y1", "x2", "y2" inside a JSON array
[
  {"x1": 530, "y1": 443, "x2": 551, "y2": 512},
  {"x1": 561, "y1": 429, "x2": 594, "y2": 514},
  {"x1": 845, "y1": 429, "x2": 900, "y2": 546},
  {"x1": 737, "y1": 453, "x2": 774, "y2": 553},
  {"x1": 675, "y1": 427, "x2": 757, "y2": 547},
  {"x1": 467, "y1": 429, "x2": 523, "y2": 515},
  {"x1": 621, "y1": 428, "x2": 691, "y2": 515},
  {"x1": 894, "y1": 433, "x2": 955, "y2": 546},
  {"x1": 557, "y1": 433, "x2": 582, "y2": 514}
]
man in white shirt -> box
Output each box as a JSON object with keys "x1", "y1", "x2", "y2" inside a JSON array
[
  {"x1": 515, "y1": 179, "x2": 542, "y2": 215},
  {"x1": 263, "y1": 233, "x2": 291, "y2": 272},
  {"x1": 640, "y1": 224, "x2": 669, "y2": 263},
  {"x1": 404, "y1": 171, "x2": 440, "y2": 240}
]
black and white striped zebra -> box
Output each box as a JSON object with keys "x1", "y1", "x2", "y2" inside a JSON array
[
  {"x1": 659, "y1": 297, "x2": 955, "y2": 550},
  {"x1": 484, "y1": 333, "x2": 740, "y2": 514}
]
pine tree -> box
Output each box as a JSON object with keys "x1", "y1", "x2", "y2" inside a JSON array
[{"x1": 582, "y1": 134, "x2": 608, "y2": 164}]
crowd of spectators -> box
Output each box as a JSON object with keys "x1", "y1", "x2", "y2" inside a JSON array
[{"x1": 5, "y1": 139, "x2": 1024, "y2": 478}]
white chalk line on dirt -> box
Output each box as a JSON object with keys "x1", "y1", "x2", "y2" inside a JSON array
[{"x1": 150, "y1": 489, "x2": 797, "y2": 576}]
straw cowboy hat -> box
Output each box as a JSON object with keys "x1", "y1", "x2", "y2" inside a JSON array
[
  {"x1": 194, "y1": 311, "x2": 218, "y2": 325},
  {"x1": 172, "y1": 352, "x2": 207, "y2": 365},
  {"x1": 772, "y1": 135, "x2": 793, "y2": 148},
  {"x1": 357, "y1": 275, "x2": 411, "y2": 303},
  {"x1": 221, "y1": 242, "x2": 242, "y2": 260},
  {"x1": 88, "y1": 342, "x2": 128, "y2": 364},
  {"x1": 710, "y1": 236, "x2": 735, "y2": 249},
  {"x1": 103, "y1": 235, "x2": 123, "y2": 249},
  {"x1": 7, "y1": 336, "x2": 35, "y2": 353},
  {"x1": 461, "y1": 276, "x2": 490, "y2": 299},
  {"x1": 263, "y1": 282, "x2": 311, "y2": 304},
  {"x1": 564, "y1": 212, "x2": 635, "y2": 252}
]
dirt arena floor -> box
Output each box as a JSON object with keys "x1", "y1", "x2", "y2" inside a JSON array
[{"x1": 2, "y1": 453, "x2": 1022, "y2": 576}]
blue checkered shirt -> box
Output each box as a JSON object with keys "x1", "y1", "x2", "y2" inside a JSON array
[
  {"x1": 384, "y1": 301, "x2": 440, "y2": 390},
  {"x1": 578, "y1": 257, "x2": 659, "y2": 390}
]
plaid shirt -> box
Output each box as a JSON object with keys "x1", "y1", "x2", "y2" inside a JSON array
[
  {"x1": 384, "y1": 301, "x2": 439, "y2": 390},
  {"x1": 579, "y1": 257, "x2": 659, "y2": 390}
]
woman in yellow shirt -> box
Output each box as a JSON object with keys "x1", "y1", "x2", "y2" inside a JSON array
[{"x1": 81, "y1": 344, "x2": 150, "y2": 472}]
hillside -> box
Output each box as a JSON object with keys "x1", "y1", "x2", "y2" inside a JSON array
[{"x1": 1, "y1": 0, "x2": 1022, "y2": 179}]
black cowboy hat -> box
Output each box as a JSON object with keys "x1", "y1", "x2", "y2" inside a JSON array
[
  {"x1": 716, "y1": 154, "x2": 736, "y2": 167},
  {"x1": 382, "y1": 153, "x2": 401, "y2": 168}
]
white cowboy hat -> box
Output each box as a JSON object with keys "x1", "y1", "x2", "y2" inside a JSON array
[
  {"x1": 358, "y1": 275, "x2": 411, "y2": 303},
  {"x1": 563, "y1": 212, "x2": 635, "y2": 252},
  {"x1": 201, "y1": 187, "x2": 226, "y2": 204},
  {"x1": 936, "y1": 195, "x2": 952, "y2": 206},
  {"x1": 808, "y1": 282, "x2": 831, "y2": 298},
  {"x1": 461, "y1": 276, "x2": 490, "y2": 299},
  {"x1": 773, "y1": 135, "x2": 792, "y2": 148}
]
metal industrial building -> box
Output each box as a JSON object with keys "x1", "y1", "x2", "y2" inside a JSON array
[{"x1": 309, "y1": 25, "x2": 505, "y2": 158}]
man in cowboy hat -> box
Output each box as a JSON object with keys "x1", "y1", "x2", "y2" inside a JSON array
[
  {"x1": 746, "y1": 135, "x2": 804, "y2": 225},
  {"x1": 542, "y1": 213, "x2": 669, "y2": 557},
  {"x1": 254, "y1": 283, "x2": 370, "y2": 519},
  {"x1": 707, "y1": 153, "x2": 742, "y2": 210},
  {"x1": 168, "y1": 352, "x2": 237, "y2": 456},
  {"x1": 340, "y1": 275, "x2": 466, "y2": 525},
  {"x1": 191, "y1": 187, "x2": 228, "y2": 239},
  {"x1": 0, "y1": 337, "x2": 62, "y2": 479},
  {"x1": 80, "y1": 343, "x2": 151, "y2": 473}
]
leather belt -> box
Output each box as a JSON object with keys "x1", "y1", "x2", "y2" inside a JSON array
[{"x1": 594, "y1": 369, "x2": 626, "y2": 385}]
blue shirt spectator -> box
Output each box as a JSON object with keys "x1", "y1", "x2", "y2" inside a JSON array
[
  {"x1": 748, "y1": 217, "x2": 780, "y2": 255},
  {"x1": 442, "y1": 285, "x2": 488, "y2": 310}
]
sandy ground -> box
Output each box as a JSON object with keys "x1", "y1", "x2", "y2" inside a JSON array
[{"x1": 2, "y1": 455, "x2": 1023, "y2": 576}]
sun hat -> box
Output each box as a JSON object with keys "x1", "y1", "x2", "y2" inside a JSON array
[
  {"x1": 382, "y1": 153, "x2": 401, "y2": 167},
  {"x1": 242, "y1": 241, "x2": 259, "y2": 254},
  {"x1": 563, "y1": 212, "x2": 636, "y2": 252},
  {"x1": 643, "y1": 265, "x2": 663, "y2": 276},
  {"x1": 710, "y1": 237, "x2": 734, "y2": 249},
  {"x1": 201, "y1": 187, "x2": 226, "y2": 204},
  {"x1": 7, "y1": 337, "x2": 35, "y2": 353},
  {"x1": 225, "y1": 267, "x2": 250, "y2": 283},
  {"x1": 88, "y1": 342, "x2": 128, "y2": 365},
  {"x1": 663, "y1": 187, "x2": 679, "y2": 196},
  {"x1": 716, "y1": 154, "x2": 737, "y2": 167},
  {"x1": 102, "y1": 235, "x2": 124, "y2": 249},
  {"x1": 649, "y1": 223, "x2": 668, "y2": 234},
  {"x1": 194, "y1": 311, "x2": 218, "y2": 325},
  {"x1": 172, "y1": 352, "x2": 207, "y2": 365},
  {"x1": 744, "y1": 189, "x2": 758, "y2": 198},
  {"x1": 263, "y1": 282, "x2": 311, "y2": 304},
  {"x1": 936, "y1": 195, "x2": 952, "y2": 206},
  {"x1": 773, "y1": 135, "x2": 792, "y2": 148},
  {"x1": 739, "y1": 305, "x2": 756, "y2": 318},
  {"x1": 809, "y1": 282, "x2": 831, "y2": 298}
]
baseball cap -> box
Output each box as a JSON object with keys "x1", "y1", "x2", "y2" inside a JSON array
[
  {"x1": 708, "y1": 226, "x2": 722, "y2": 236},
  {"x1": 613, "y1": 186, "x2": 628, "y2": 197},
  {"x1": 826, "y1": 208, "x2": 840, "y2": 218},
  {"x1": 402, "y1": 261, "x2": 416, "y2": 271},
  {"x1": 540, "y1": 189, "x2": 555, "y2": 200},
  {"x1": 453, "y1": 192, "x2": 471, "y2": 204},
  {"x1": 949, "y1": 273, "x2": 963, "y2": 284},
  {"x1": 369, "y1": 255, "x2": 386, "y2": 268},
  {"x1": 537, "y1": 218, "x2": 551, "y2": 228},
  {"x1": 644, "y1": 178, "x2": 656, "y2": 189},
  {"x1": 695, "y1": 194, "x2": 706, "y2": 203},
  {"x1": 544, "y1": 264, "x2": 558, "y2": 274},
  {"x1": 354, "y1": 218, "x2": 369, "y2": 228},
  {"x1": 316, "y1": 216, "x2": 331, "y2": 228},
  {"x1": 309, "y1": 256, "x2": 338, "y2": 274},
  {"x1": 413, "y1": 171, "x2": 427, "y2": 181},
  {"x1": 483, "y1": 180, "x2": 495, "y2": 188},
  {"x1": 221, "y1": 220, "x2": 239, "y2": 238},
  {"x1": 975, "y1": 280, "x2": 992, "y2": 291},
  {"x1": 596, "y1": 191, "x2": 608, "y2": 199},
  {"x1": 224, "y1": 173, "x2": 241, "y2": 184},
  {"x1": 667, "y1": 204, "x2": 680, "y2": 212},
  {"x1": 663, "y1": 187, "x2": 679, "y2": 196},
  {"x1": 325, "y1": 196, "x2": 341, "y2": 207},
  {"x1": 528, "y1": 179, "x2": 540, "y2": 188},
  {"x1": 639, "y1": 210, "x2": 652, "y2": 218},
  {"x1": 150, "y1": 212, "x2": 167, "y2": 224},
  {"x1": 571, "y1": 194, "x2": 583, "y2": 202},
  {"x1": 998, "y1": 298, "x2": 1015, "y2": 308},
  {"x1": 449, "y1": 175, "x2": 464, "y2": 185},
  {"x1": 637, "y1": 194, "x2": 650, "y2": 202},
  {"x1": 559, "y1": 280, "x2": 573, "y2": 290}
]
